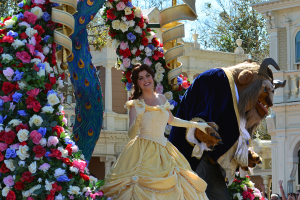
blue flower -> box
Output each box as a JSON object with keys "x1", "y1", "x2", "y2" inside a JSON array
[
  {"x1": 42, "y1": 12, "x2": 50, "y2": 22},
  {"x1": 13, "y1": 70, "x2": 24, "y2": 82},
  {"x1": 17, "y1": 110, "x2": 27, "y2": 117},
  {"x1": 127, "y1": 32, "x2": 136, "y2": 43},
  {"x1": 159, "y1": 47, "x2": 164, "y2": 53},
  {"x1": 7, "y1": 30, "x2": 18, "y2": 38},
  {"x1": 5, "y1": 148, "x2": 17, "y2": 159},
  {"x1": 18, "y1": 1, "x2": 24, "y2": 7},
  {"x1": 179, "y1": 95, "x2": 184, "y2": 101},
  {"x1": 0, "y1": 115, "x2": 7, "y2": 124},
  {"x1": 47, "y1": 89, "x2": 57, "y2": 96},
  {"x1": 127, "y1": 1, "x2": 133, "y2": 8},
  {"x1": 45, "y1": 151, "x2": 51, "y2": 161},
  {"x1": 37, "y1": 127, "x2": 47, "y2": 137},
  {"x1": 43, "y1": 35, "x2": 50, "y2": 43},
  {"x1": 177, "y1": 76, "x2": 183, "y2": 85},
  {"x1": 168, "y1": 100, "x2": 178, "y2": 107},
  {"x1": 37, "y1": 63, "x2": 46, "y2": 69},
  {"x1": 57, "y1": 175, "x2": 71, "y2": 182},
  {"x1": 12, "y1": 92, "x2": 22, "y2": 103},
  {"x1": 147, "y1": 44, "x2": 155, "y2": 51},
  {"x1": 16, "y1": 13, "x2": 24, "y2": 20},
  {"x1": 126, "y1": 82, "x2": 132, "y2": 91},
  {"x1": 64, "y1": 138, "x2": 75, "y2": 147},
  {"x1": 0, "y1": 99, "x2": 3, "y2": 111},
  {"x1": 51, "y1": 3, "x2": 60, "y2": 7}
]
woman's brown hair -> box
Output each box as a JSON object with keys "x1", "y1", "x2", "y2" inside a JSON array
[{"x1": 131, "y1": 64, "x2": 155, "y2": 100}]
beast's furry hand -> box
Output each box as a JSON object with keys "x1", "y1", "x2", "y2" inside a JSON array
[
  {"x1": 194, "y1": 122, "x2": 223, "y2": 150},
  {"x1": 241, "y1": 149, "x2": 262, "y2": 171}
]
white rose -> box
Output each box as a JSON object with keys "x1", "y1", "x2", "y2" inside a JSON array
[
  {"x1": 29, "y1": 114, "x2": 43, "y2": 127},
  {"x1": 154, "y1": 72, "x2": 163, "y2": 83},
  {"x1": 19, "y1": 21, "x2": 30, "y2": 28},
  {"x1": 105, "y1": 1, "x2": 112, "y2": 8},
  {"x1": 233, "y1": 193, "x2": 243, "y2": 200},
  {"x1": 112, "y1": 20, "x2": 121, "y2": 30},
  {"x1": 30, "y1": 184, "x2": 41, "y2": 195},
  {"x1": 121, "y1": 16, "x2": 127, "y2": 21},
  {"x1": 31, "y1": 58, "x2": 42, "y2": 65},
  {"x1": 38, "y1": 178, "x2": 42, "y2": 183},
  {"x1": 134, "y1": 7, "x2": 142, "y2": 17},
  {"x1": 143, "y1": 23, "x2": 147, "y2": 29},
  {"x1": 134, "y1": 26, "x2": 142, "y2": 34},
  {"x1": 18, "y1": 161, "x2": 26, "y2": 167},
  {"x1": 31, "y1": 6, "x2": 44, "y2": 19},
  {"x1": 69, "y1": 166, "x2": 79, "y2": 174},
  {"x1": 131, "y1": 58, "x2": 141, "y2": 65},
  {"x1": 18, "y1": 80, "x2": 27, "y2": 90},
  {"x1": 2, "y1": 186, "x2": 10, "y2": 197},
  {"x1": 5, "y1": 127, "x2": 11, "y2": 132},
  {"x1": 144, "y1": 47, "x2": 152, "y2": 56},
  {"x1": 2, "y1": 54, "x2": 13, "y2": 63},
  {"x1": 28, "y1": 161, "x2": 37, "y2": 173},
  {"x1": 41, "y1": 105, "x2": 54, "y2": 114},
  {"x1": 44, "y1": 62, "x2": 53, "y2": 73},
  {"x1": 54, "y1": 168, "x2": 66, "y2": 178},
  {"x1": 80, "y1": 154, "x2": 85, "y2": 160},
  {"x1": 164, "y1": 91, "x2": 173, "y2": 100},
  {"x1": 8, "y1": 119, "x2": 22, "y2": 127},
  {"x1": 4, "y1": 18, "x2": 16, "y2": 28},
  {"x1": 155, "y1": 64, "x2": 165, "y2": 73},
  {"x1": 43, "y1": 46, "x2": 50, "y2": 55},
  {"x1": 82, "y1": 187, "x2": 91, "y2": 193},
  {"x1": 57, "y1": 77, "x2": 64, "y2": 89},
  {"x1": 119, "y1": 22, "x2": 129, "y2": 33},
  {"x1": 39, "y1": 138, "x2": 47, "y2": 147},
  {"x1": 89, "y1": 176, "x2": 98, "y2": 185},
  {"x1": 124, "y1": 7, "x2": 132, "y2": 15},
  {"x1": 25, "y1": 27, "x2": 37, "y2": 37},
  {"x1": 58, "y1": 146, "x2": 68, "y2": 158},
  {"x1": 47, "y1": 93, "x2": 60, "y2": 106},
  {"x1": 37, "y1": 68, "x2": 45, "y2": 77},
  {"x1": 68, "y1": 186, "x2": 82, "y2": 195},
  {"x1": 4, "y1": 159, "x2": 15, "y2": 171},
  {"x1": 17, "y1": 145, "x2": 30, "y2": 160},
  {"x1": 55, "y1": 193, "x2": 65, "y2": 200},
  {"x1": 128, "y1": 20, "x2": 135, "y2": 27},
  {"x1": 112, "y1": 40, "x2": 120, "y2": 49},
  {"x1": 248, "y1": 181, "x2": 255, "y2": 189},
  {"x1": 139, "y1": 45, "x2": 144, "y2": 50},
  {"x1": 22, "y1": 190, "x2": 31, "y2": 198},
  {"x1": 17, "y1": 129, "x2": 29, "y2": 142},
  {"x1": 12, "y1": 39, "x2": 25, "y2": 49},
  {"x1": 45, "y1": 180, "x2": 54, "y2": 191},
  {"x1": 58, "y1": 105, "x2": 64, "y2": 112}
]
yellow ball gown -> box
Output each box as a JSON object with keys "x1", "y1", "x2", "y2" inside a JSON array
[{"x1": 101, "y1": 100, "x2": 208, "y2": 200}]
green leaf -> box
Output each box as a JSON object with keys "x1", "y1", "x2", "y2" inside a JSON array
[
  {"x1": 50, "y1": 121, "x2": 58, "y2": 127},
  {"x1": 96, "y1": 180, "x2": 105, "y2": 187}
]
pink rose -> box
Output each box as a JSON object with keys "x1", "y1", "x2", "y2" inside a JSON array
[
  {"x1": 36, "y1": 52, "x2": 45, "y2": 62},
  {"x1": 116, "y1": 2, "x2": 126, "y2": 10},
  {"x1": 28, "y1": 36, "x2": 36, "y2": 46},
  {"x1": 30, "y1": 130, "x2": 42, "y2": 145},
  {"x1": 47, "y1": 136, "x2": 59, "y2": 147},
  {"x1": 143, "y1": 57, "x2": 152, "y2": 66},
  {"x1": 27, "y1": 88, "x2": 40, "y2": 97},
  {"x1": 32, "y1": 0, "x2": 45, "y2": 4},
  {"x1": 26, "y1": 43, "x2": 35, "y2": 55},
  {"x1": 9, "y1": 143, "x2": 19, "y2": 150},
  {"x1": 155, "y1": 83, "x2": 164, "y2": 94},
  {"x1": 38, "y1": 163, "x2": 50, "y2": 172},
  {"x1": 3, "y1": 175, "x2": 14, "y2": 187},
  {"x1": 16, "y1": 51, "x2": 31, "y2": 63},
  {"x1": 24, "y1": 11, "x2": 37, "y2": 24},
  {"x1": 73, "y1": 160, "x2": 87, "y2": 173},
  {"x1": 0, "y1": 143, "x2": 8, "y2": 151},
  {"x1": 27, "y1": 197, "x2": 34, "y2": 200},
  {"x1": 122, "y1": 58, "x2": 131, "y2": 68},
  {"x1": 120, "y1": 41, "x2": 128, "y2": 50},
  {"x1": 0, "y1": 95, "x2": 13, "y2": 102},
  {"x1": 3, "y1": 67, "x2": 14, "y2": 81},
  {"x1": 72, "y1": 145, "x2": 79, "y2": 153}
]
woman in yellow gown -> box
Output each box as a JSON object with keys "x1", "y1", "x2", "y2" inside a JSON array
[{"x1": 101, "y1": 64, "x2": 210, "y2": 200}]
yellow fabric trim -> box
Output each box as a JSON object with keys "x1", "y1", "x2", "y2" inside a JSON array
[{"x1": 124, "y1": 100, "x2": 173, "y2": 111}]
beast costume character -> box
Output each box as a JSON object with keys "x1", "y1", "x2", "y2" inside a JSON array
[{"x1": 169, "y1": 58, "x2": 285, "y2": 200}]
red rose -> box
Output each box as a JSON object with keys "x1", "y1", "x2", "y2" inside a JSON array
[
  {"x1": 108, "y1": 29, "x2": 116, "y2": 37},
  {"x1": 21, "y1": 171, "x2": 35, "y2": 183},
  {"x1": 52, "y1": 125, "x2": 64, "y2": 138},
  {"x1": 182, "y1": 81, "x2": 191, "y2": 89},
  {"x1": 0, "y1": 151, "x2": 4, "y2": 162},
  {"x1": 154, "y1": 50, "x2": 164, "y2": 58},
  {"x1": 59, "y1": 73, "x2": 65, "y2": 80},
  {"x1": 65, "y1": 144, "x2": 72, "y2": 156},
  {"x1": 3, "y1": 131, "x2": 16, "y2": 144},
  {"x1": 44, "y1": 83, "x2": 52, "y2": 93},
  {"x1": 152, "y1": 38, "x2": 160, "y2": 47},
  {"x1": 0, "y1": 130, "x2": 5, "y2": 141},
  {"x1": 80, "y1": 172, "x2": 90, "y2": 181},
  {"x1": 0, "y1": 29, "x2": 7, "y2": 35},
  {"x1": 27, "y1": 101, "x2": 41, "y2": 112},
  {"x1": 16, "y1": 124, "x2": 29, "y2": 132},
  {"x1": 62, "y1": 157, "x2": 73, "y2": 166},
  {"x1": 49, "y1": 149, "x2": 62, "y2": 159},
  {"x1": 19, "y1": 32, "x2": 28, "y2": 39},
  {"x1": 152, "y1": 54, "x2": 159, "y2": 61},
  {"x1": 14, "y1": 181, "x2": 25, "y2": 190},
  {"x1": 50, "y1": 77, "x2": 56, "y2": 86},
  {"x1": 2, "y1": 36, "x2": 14, "y2": 43},
  {"x1": 122, "y1": 48, "x2": 131, "y2": 58},
  {"x1": 122, "y1": 0, "x2": 129, "y2": 4},
  {"x1": 19, "y1": 141, "x2": 27, "y2": 146},
  {"x1": 141, "y1": 37, "x2": 148, "y2": 46},
  {"x1": 135, "y1": 49, "x2": 141, "y2": 57},
  {"x1": 126, "y1": 71, "x2": 132, "y2": 83},
  {"x1": 46, "y1": 194, "x2": 55, "y2": 200},
  {"x1": 108, "y1": 0, "x2": 113, "y2": 2},
  {"x1": 6, "y1": 190, "x2": 16, "y2": 200},
  {"x1": 125, "y1": 11, "x2": 134, "y2": 20},
  {"x1": 142, "y1": 31, "x2": 146, "y2": 37},
  {"x1": 138, "y1": 17, "x2": 144, "y2": 28},
  {"x1": 33, "y1": 145, "x2": 46, "y2": 158},
  {"x1": 34, "y1": 33, "x2": 42, "y2": 45},
  {"x1": 0, "y1": 47, "x2": 3, "y2": 53},
  {"x1": 25, "y1": 95, "x2": 36, "y2": 105},
  {"x1": 0, "y1": 163, "x2": 10, "y2": 173},
  {"x1": 51, "y1": 182, "x2": 62, "y2": 192},
  {"x1": 14, "y1": 82, "x2": 19, "y2": 90},
  {"x1": 2, "y1": 82, "x2": 15, "y2": 95},
  {"x1": 35, "y1": 44, "x2": 43, "y2": 52},
  {"x1": 3, "y1": 16, "x2": 12, "y2": 23},
  {"x1": 107, "y1": 9, "x2": 117, "y2": 20},
  {"x1": 177, "y1": 84, "x2": 182, "y2": 92},
  {"x1": 23, "y1": 5, "x2": 30, "y2": 10},
  {"x1": 68, "y1": 173, "x2": 73, "y2": 179}
]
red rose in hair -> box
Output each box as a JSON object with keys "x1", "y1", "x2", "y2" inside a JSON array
[
  {"x1": 0, "y1": 163, "x2": 10, "y2": 173},
  {"x1": 6, "y1": 190, "x2": 16, "y2": 200},
  {"x1": 19, "y1": 32, "x2": 28, "y2": 39},
  {"x1": 16, "y1": 123, "x2": 29, "y2": 132},
  {"x1": 80, "y1": 172, "x2": 90, "y2": 181},
  {"x1": 3, "y1": 131, "x2": 16, "y2": 144},
  {"x1": 107, "y1": 9, "x2": 117, "y2": 20},
  {"x1": 65, "y1": 144, "x2": 72, "y2": 156},
  {"x1": 52, "y1": 125, "x2": 64, "y2": 137},
  {"x1": 141, "y1": 37, "x2": 148, "y2": 46},
  {"x1": 21, "y1": 171, "x2": 35, "y2": 183},
  {"x1": 49, "y1": 149, "x2": 62, "y2": 159},
  {"x1": 33, "y1": 145, "x2": 46, "y2": 158},
  {"x1": 2, "y1": 82, "x2": 15, "y2": 95},
  {"x1": 0, "y1": 151, "x2": 4, "y2": 162},
  {"x1": 126, "y1": 71, "x2": 132, "y2": 83},
  {"x1": 27, "y1": 101, "x2": 41, "y2": 112},
  {"x1": 2, "y1": 36, "x2": 14, "y2": 43},
  {"x1": 135, "y1": 49, "x2": 141, "y2": 57},
  {"x1": 125, "y1": 11, "x2": 134, "y2": 20},
  {"x1": 14, "y1": 181, "x2": 25, "y2": 190}
]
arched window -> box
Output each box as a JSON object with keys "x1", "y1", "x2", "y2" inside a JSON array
[{"x1": 296, "y1": 31, "x2": 300, "y2": 63}]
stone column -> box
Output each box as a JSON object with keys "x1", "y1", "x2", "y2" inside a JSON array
[
  {"x1": 276, "y1": 136, "x2": 286, "y2": 194},
  {"x1": 186, "y1": 72, "x2": 196, "y2": 83},
  {"x1": 261, "y1": 175, "x2": 271, "y2": 198},
  {"x1": 100, "y1": 156, "x2": 116, "y2": 176},
  {"x1": 67, "y1": 76, "x2": 72, "y2": 103},
  {"x1": 105, "y1": 66, "x2": 113, "y2": 112}
]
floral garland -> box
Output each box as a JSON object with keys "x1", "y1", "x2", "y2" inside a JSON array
[
  {"x1": 228, "y1": 171, "x2": 265, "y2": 200},
  {"x1": 101, "y1": 0, "x2": 192, "y2": 122},
  {"x1": 0, "y1": 0, "x2": 109, "y2": 199}
]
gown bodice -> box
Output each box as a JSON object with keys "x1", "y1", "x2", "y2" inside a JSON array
[{"x1": 125, "y1": 100, "x2": 174, "y2": 146}]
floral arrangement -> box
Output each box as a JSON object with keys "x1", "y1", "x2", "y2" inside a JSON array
[
  {"x1": 0, "y1": 0, "x2": 109, "y2": 199},
  {"x1": 228, "y1": 171, "x2": 265, "y2": 200},
  {"x1": 102, "y1": 0, "x2": 192, "y2": 119}
]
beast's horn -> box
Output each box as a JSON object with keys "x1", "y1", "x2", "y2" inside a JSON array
[
  {"x1": 259, "y1": 58, "x2": 280, "y2": 82},
  {"x1": 274, "y1": 80, "x2": 286, "y2": 89}
]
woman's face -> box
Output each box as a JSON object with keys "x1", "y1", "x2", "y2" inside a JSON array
[{"x1": 137, "y1": 70, "x2": 154, "y2": 91}]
